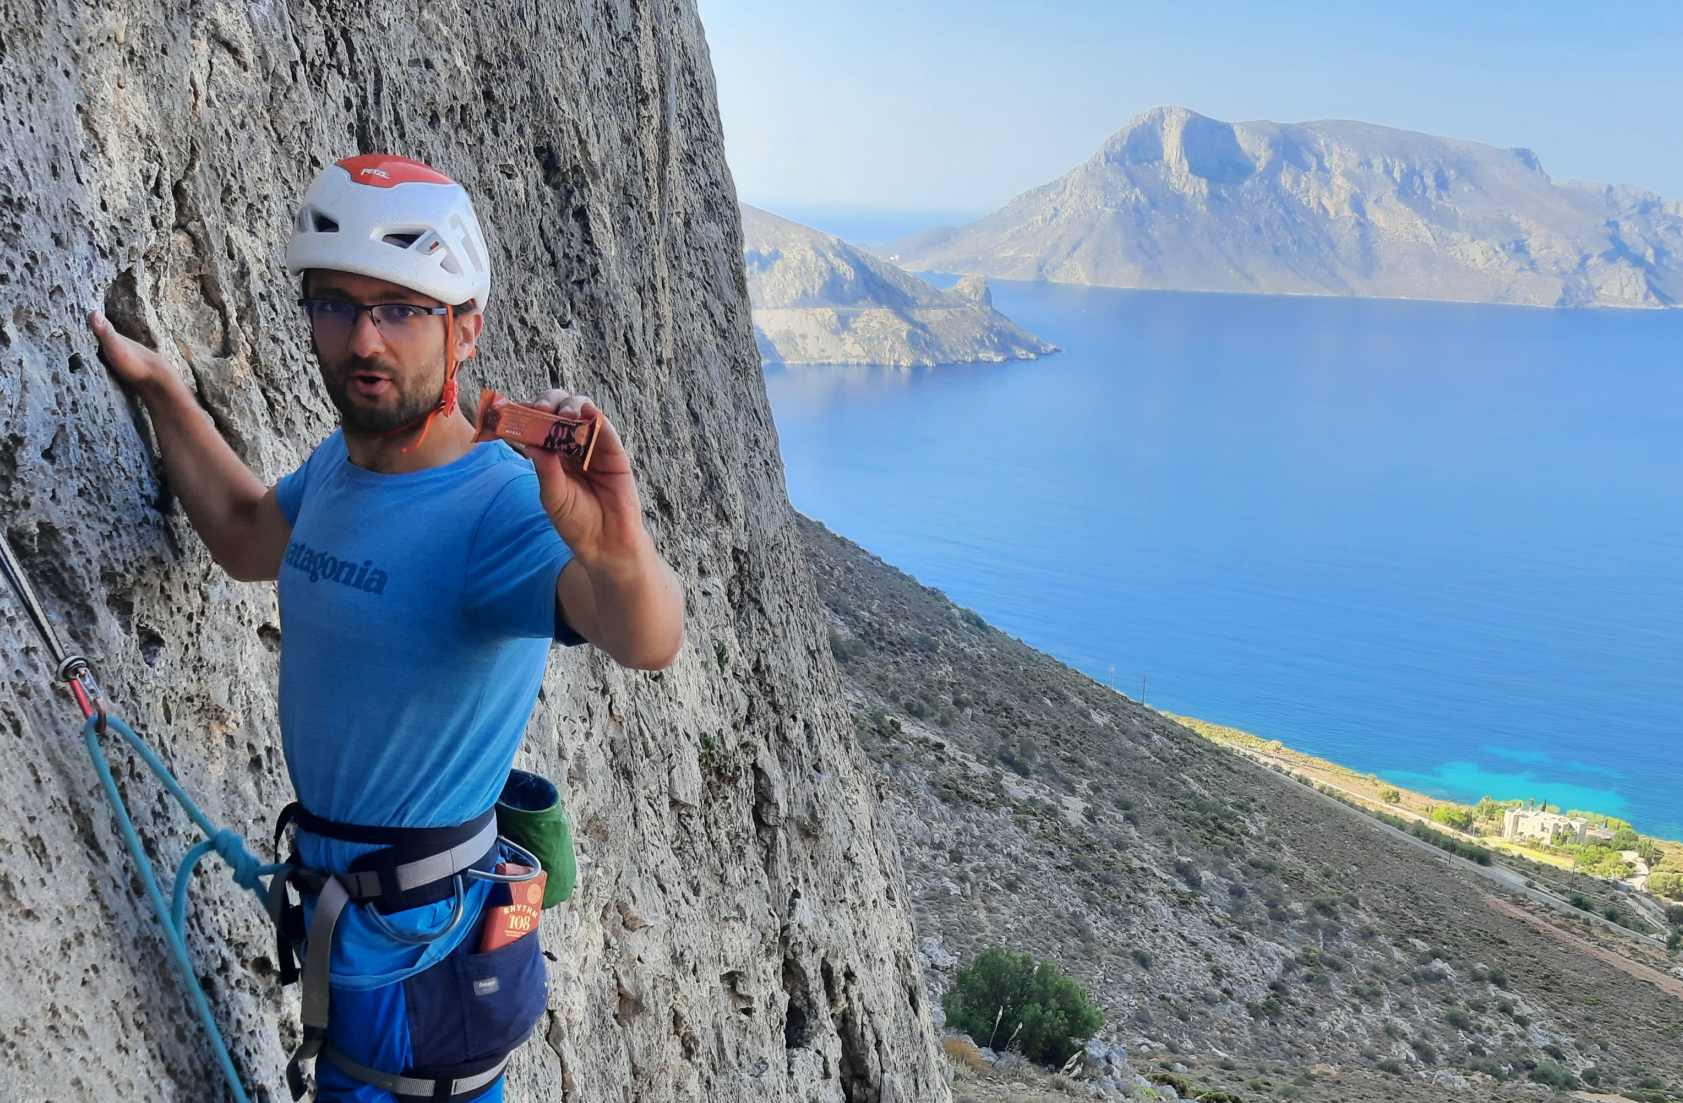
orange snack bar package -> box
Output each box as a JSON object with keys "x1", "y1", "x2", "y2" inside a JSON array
[
  {"x1": 479, "y1": 864, "x2": 548, "y2": 952},
  {"x1": 473, "y1": 389, "x2": 601, "y2": 470}
]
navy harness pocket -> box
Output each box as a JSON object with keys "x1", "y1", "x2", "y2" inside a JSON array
[{"x1": 403, "y1": 914, "x2": 548, "y2": 1081}]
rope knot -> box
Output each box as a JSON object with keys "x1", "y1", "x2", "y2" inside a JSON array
[{"x1": 212, "y1": 829, "x2": 265, "y2": 892}]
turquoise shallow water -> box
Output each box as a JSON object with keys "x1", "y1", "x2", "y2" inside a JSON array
[{"x1": 763, "y1": 282, "x2": 1683, "y2": 839}]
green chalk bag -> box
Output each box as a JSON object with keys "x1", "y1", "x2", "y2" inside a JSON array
[{"x1": 495, "y1": 769, "x2": 576, "y2": 908}]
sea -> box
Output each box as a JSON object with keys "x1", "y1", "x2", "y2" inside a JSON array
[{"x1": 763, "y1": 280, "x2": 1683, "y2": 840}]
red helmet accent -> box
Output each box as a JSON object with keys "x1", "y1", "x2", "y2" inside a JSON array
[{"x1": 334, "y1": 154, "x2": 456, "y2": 189}]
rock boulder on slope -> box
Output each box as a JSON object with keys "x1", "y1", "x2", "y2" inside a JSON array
[
  {"x1": 0, "y1": 4, "x2": 944, "y2": 1101},
  {"x1": 743, "y1": 204, "x2": 1056, "y2": 366},
  {"x1": 879, "y1": 105, "x2": 1683, "y2": 308}
]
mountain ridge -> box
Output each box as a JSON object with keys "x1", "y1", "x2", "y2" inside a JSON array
[{"x1": 878, "y1": 106, "x2": 1683, "y2": 309}]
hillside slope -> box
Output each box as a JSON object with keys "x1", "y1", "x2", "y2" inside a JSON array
[
  {"x1": 879, "y1": 105, "x2": 1683, "y2": 308},
  {"x1": 799, "y1": 515, "x2": 1683, "y2": 1101},
  {"x1": 0, "y1": 5, "x2": 943, "y2": 1101},
  {"x1": 744, "y1": 204, "x2": 1057, "y2": 365}
]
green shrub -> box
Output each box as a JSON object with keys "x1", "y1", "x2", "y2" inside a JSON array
[
  {"x1": 1648, "y1": 871, "x2": 1683, "y2": 900},
  {"x1": 1430, "y1": 805, "x2": 1475, "y2": 831},
  {"x1": 827, "y1": 630, "x2": 867, "y2": 663},
  {"x1": 1377, "y1": 1058, "x2": 1404, "y2": 1075},
  {"x1": 1446, "y1": 1008, "x2": 1473, "y2": 1030},
  {"x1": 1527, "y1": 1060, "x2": 1579, "y2": 1091},
  {"x1": 1466, "y1": 1055, "x2": 1509, "y2": 1080},
  {"x1": 1379, "y1": 786, "x2": 1402, "y2": 803},
  {"x1": 941, "y1": 947, "x2": 1102, "y2": 1066}
]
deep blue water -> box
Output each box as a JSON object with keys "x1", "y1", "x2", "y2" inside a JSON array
[{"x1": 764, "y1": 282, "x2": 1683, "y2": 839}]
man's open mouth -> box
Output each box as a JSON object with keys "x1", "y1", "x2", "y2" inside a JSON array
[{"x1": 350, "y1": 372, "x2": 392, "y2": 397}]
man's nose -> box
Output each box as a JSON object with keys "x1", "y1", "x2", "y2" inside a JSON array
[{"x1": 348, "y1": 310, "x2": 387, "y2": 359}]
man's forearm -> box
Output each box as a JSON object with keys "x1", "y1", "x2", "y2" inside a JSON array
[
  {"x1": 135, "y1": 373, "x2": 279, "y2": 579},
  {"x1": 567, "y1": 538, "x2": 684, "y2": 670}
]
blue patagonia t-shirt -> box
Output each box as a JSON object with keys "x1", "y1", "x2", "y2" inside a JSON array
[{"x1": 274, "y1": 430, "x2": 581, "y2": 987}]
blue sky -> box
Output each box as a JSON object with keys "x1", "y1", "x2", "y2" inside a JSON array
[{"x1": 699, "y1": 0, "x2": 1683, "y2": 238}]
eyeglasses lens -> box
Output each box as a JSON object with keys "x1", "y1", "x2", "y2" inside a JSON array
[{"x1": 302, "y1": 302, "x2": 431, "y2": 343}]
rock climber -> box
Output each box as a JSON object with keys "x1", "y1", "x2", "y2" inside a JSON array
[{"x1": 89, "y1": 154, "x2": 684, "y2": 1102}]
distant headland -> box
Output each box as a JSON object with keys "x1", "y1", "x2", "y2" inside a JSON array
[{"x1": 740, "y1": 204, "x2": 1057, "y2": 366}]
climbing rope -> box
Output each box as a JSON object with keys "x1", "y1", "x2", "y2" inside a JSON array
[{"x1": 1, "y1": 532, "x2": 277, "y2": 1103}]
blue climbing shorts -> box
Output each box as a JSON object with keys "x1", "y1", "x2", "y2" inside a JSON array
[{"x1": 316, "y1": 912, "x2": 548, "y2": 1102}]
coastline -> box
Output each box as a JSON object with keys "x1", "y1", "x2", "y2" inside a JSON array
[{"x1": 1167, "y1": 711, "x2": 1683, "y2": 893}]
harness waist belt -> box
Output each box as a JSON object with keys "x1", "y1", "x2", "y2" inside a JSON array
[
  {"x1": 268, "y1": 805, "x2": 502, "y2": 1101},
  {"x1": 323, "y1": 1044, "x2": 512, "y2": 1101}
]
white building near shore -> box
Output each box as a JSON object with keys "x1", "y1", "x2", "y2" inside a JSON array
[{"x1": 1502, "y1": 809, "x2": 1588, "y2": 845}]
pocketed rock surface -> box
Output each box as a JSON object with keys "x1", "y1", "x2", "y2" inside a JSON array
[
  {"x1": 800, "y1": 516, "x2": 1683, "y2": 1102},
  {"x1": 0, "y1": 6, "x2": 944, "y2": 1101}
]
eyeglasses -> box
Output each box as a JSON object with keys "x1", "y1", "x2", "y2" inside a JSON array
[{"x1": 298, "y1": 299, "x2": 449, "y2": 344}]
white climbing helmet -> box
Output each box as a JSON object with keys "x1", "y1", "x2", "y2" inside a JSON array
[{"x1": 285, "y1": 154, "x2": 492, "y2": 309}]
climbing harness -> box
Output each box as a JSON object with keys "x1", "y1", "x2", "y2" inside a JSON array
[
  {"x1": 1, "y1": 532, "x2": 548, "y2": 1101},
  {"x1": 1, "y1": 532, "x2": 283, "y2": 1103},
  {"x1": 268, "y1": 803, "x2": 543, "y2": 1100}
]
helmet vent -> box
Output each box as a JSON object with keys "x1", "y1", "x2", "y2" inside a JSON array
[
  {"x1": 382, "y1": 231, "x2": 421, "y2": 248},
  {"x1": 312, "y1": 213, "x2": 340, "y2": 233}
]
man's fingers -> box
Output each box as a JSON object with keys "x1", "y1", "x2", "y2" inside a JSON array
[
  {"x1": 527, "y1": 390, "x2": 598, "y2": 419},
  {"x1": 531, "y1": 388, "x2": 568, "y2": 413},
  {"x1": 90, "y1": 309, "x2": 158, "y2": 370}
]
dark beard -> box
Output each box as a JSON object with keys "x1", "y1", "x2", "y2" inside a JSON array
[{"x1": 318, "y1": 350, "x2": 443, "y2": 435}]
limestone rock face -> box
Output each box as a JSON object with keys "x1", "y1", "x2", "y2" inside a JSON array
[
  {"x1": 879, "y1": 105, "x2": 1683, "y2": 308},
  {"x1": 742, "y1": 205, "x2": 1056, "y2": 366},
  {"x1": 0, "y1": 4, "x2": 944, "y2": 1101}
]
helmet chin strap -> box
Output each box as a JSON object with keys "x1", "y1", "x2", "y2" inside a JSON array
[{"x1": 367, "y1": 305, "x2": 465, "y2": 454}]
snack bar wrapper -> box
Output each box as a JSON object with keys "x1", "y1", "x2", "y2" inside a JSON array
[{"x1": 474, "y1": 389, "x2": 601, "y2": 470}]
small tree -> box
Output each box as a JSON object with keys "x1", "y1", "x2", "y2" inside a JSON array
[
  {"x1": 942, "y1": 947, "x2": 1103, "y2": 1066},
  {"x1": 1430, "y1": 806, "x2": 1474, "y2": 831}
]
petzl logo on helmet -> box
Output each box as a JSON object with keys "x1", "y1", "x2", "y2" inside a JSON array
[{"x1": 359, "y1": 167, "x2": 391, "y2": 180}]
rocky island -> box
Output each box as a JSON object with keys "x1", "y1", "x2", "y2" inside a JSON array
[
  {"x1": 879, "y1": 105, "x2": 1683, "y2": 309},
  {"x1": 743, "y1": 204, "x2": 1058, "y2": 365}
]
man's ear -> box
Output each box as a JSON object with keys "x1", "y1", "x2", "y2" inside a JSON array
[{"x1": 454, "y1": 308, "x2": 485, "y2": 361}]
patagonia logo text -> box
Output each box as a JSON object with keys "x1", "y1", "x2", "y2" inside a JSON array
[{"x1": 284, "y1": 541, "x2": 389, "y2": 595}]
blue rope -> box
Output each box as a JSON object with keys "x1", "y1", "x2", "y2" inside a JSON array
[{"x1": 83, "y1": 713, "x2": 288, "y2": 1103}]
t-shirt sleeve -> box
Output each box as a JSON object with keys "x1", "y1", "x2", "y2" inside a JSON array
[
  {"x1": 274, "y1": 431, "x2": 345, "y2": 527},
  {"x1": 274, "y1": 456, "x2": 311, "y2": 526},
  {"x1": 463, "y1": 472, "x2": 584, "y2": 644}
]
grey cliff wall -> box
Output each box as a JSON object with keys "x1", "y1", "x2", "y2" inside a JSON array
[{"x1": 0, "y1": 3, "x2": 945, "y2": 1101}]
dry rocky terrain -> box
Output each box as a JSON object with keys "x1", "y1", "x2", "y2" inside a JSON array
[{"x1": 800, "y1": 515, "x2": 1683, "y2": 1102}]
